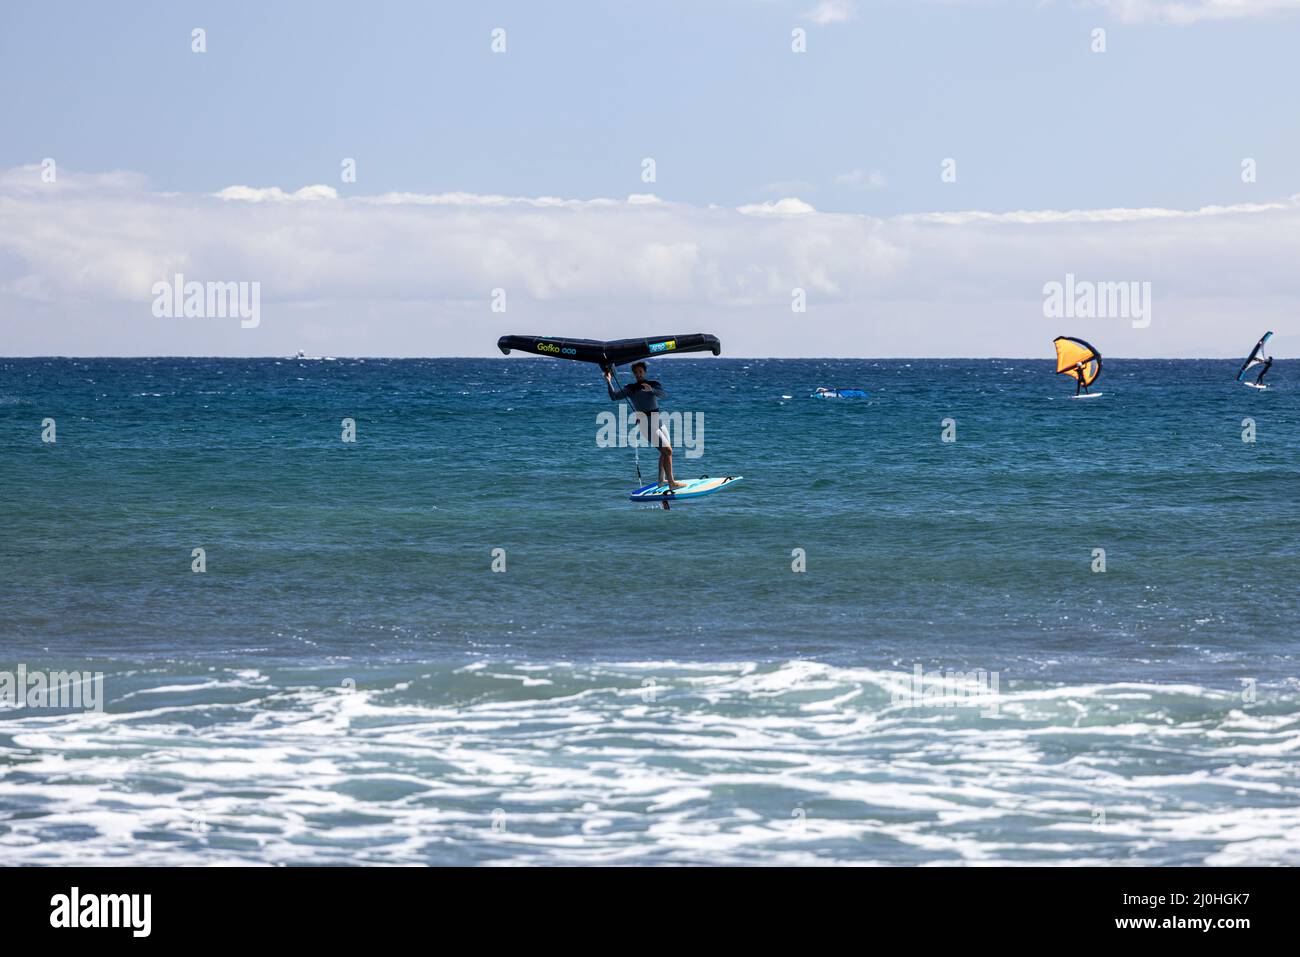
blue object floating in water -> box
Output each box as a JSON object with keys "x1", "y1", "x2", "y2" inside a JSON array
[{"x1": 810, "y1": 388, "x2": 868, "y2": 399}]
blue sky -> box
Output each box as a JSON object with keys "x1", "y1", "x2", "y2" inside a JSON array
[{"x1": 3, "y1": 1, "x2": 1299, "y2": 356}]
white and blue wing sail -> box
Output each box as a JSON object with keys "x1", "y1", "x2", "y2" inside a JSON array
[{"x1": 1237, "y1": 331, "x2": 1274, "y2": 381}]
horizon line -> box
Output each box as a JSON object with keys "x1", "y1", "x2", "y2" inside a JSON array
[{"x1": 0, "y1": 354, "x2": 1281, "y2": 362}]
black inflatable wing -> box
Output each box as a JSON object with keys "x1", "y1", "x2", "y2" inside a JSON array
[{"x1": 497, "y1": 333, "x2": 721, "y2": 370}]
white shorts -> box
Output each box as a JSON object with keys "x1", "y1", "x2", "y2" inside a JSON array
[{"x1": 636, "y1": 413, "x2": 671, "y2": 449}]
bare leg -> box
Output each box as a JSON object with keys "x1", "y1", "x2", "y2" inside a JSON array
[
  {"x1": 655, "y1": 428, "x2": 674, "y2": 509},
  {"x1": 661, "y1": 446, "x2": 686, "y2": 488},
  {"x1": 647, "y1": 414, "x2": 682, "y2": 487}
]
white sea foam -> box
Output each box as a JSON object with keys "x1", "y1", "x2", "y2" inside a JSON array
[{"x1": 1, "y1": 660, "x2": 1297, "y2": 865}]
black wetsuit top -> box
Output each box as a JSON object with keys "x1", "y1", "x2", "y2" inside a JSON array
[{"x1": 607, "y1": 379, "x2": 667, "y2": 414}]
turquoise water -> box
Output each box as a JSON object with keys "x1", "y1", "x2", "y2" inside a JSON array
[{"x1": 1, "y1": 357, "x2": 1298, "y2": 864}]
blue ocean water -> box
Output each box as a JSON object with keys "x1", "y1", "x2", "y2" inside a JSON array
[{"x1": 1, "y1": 356, "x2": 1297, "y2": 865}]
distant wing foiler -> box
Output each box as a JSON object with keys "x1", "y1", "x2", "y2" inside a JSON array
[
  {"x1": 1237, "y1": 331, "x2": 1273, "y2": 381},
  {"x1": 1054, "y1": 336, "x2": 1102, "y2": 386},
  {"x1": 497, "y1": 334, "x2": 721, "y2": 370}
]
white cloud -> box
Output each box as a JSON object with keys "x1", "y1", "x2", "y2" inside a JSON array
[
  {"x1": 216, "y1": 184, "x2": 339, "y2": 202},
  {"x1": 2, "y1": 165, "x2": 1298, "y2": 357},
  {"x1": 0, "y1": 165, "x2": 149, "y2": 196},
  {"x1": 899, "y1": 0, "x2": 1300, "y2": 24},
  {"x1": 365, "y1": 190, "x2": 618, "y2": 208},
  {"x1": 737, "y1": 198, "x2": 819, "y2": 215},
  {"x1": 803, "y1": 1, "x2": 858, "y2": 25},
  {"x1": 1102, "y1": 0, "x2": 1300, "y2": 23}
]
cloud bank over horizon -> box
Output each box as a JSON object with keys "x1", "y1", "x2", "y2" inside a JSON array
[
  {"x1": 1103, "y1": 0, "x2": 1300, "y2": 24},
  {"x1": 2, "y1": 166, "x2": 1297, "y2": 358},
  {"x1": 808, "y1": 1, "x2": 1300, "y2": 26}
]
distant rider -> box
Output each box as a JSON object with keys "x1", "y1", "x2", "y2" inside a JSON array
[
  {"x1": 1255, "y1": 354, "x2": 1273, "y2": 385},
  {"x1": 1074, "y1": 361, "x2": 1090, "y2": 396}
]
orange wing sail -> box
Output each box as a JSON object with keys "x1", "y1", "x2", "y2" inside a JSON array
[{"x1": 1054, "y1": 336, "x2": 1102, "y2": 387}]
